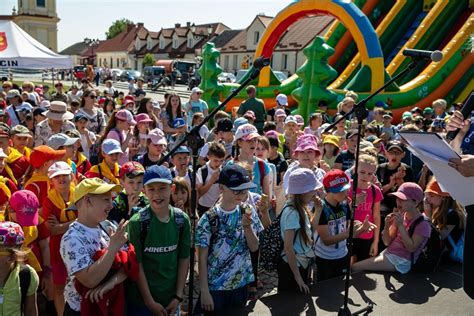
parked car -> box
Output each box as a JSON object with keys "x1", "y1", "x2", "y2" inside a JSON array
[
  {"x1": 73, "y1": 66, "x2": 86, "y2": 81},
  {"x1": 235, "y1": 69, "x2": 288, "y2": 82},
  {"x1": 143, "y1": 66, "x2": 166, "y2": 87},
  {"x1": 119, "y1": 70, "x2": 141, "y2": 82},
  {"x1": 217, "y1": 72, "x2": 236, "y2": 83}
]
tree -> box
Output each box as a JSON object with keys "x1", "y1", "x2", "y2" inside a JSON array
[
  {"x1": 142, "y1": 53, "x2": 156, "y2": 68},
  {"x1": 106, "y1": 18, "x2": 134, "y2": 39}
]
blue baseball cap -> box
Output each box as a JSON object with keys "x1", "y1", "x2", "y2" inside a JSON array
[
  {"x1": 375, "y1": 101, "x2": 388, "y2": 109},
  {"x1": 101, "y1": 139, "x2": 123, "y2": 155},
  {"x1": 74, "y1": 112, "x2": 89, "y2": 122},
  {"x1": 218, "y1": 164, "x2": 256, "y2": 191},
  {"x1": 232, "y1": 117, "x2": 248, "y2": 133},
  {"x1": 171, "y1": 146, "x2": 190, "y2": 156},
  {"x1": 173, "y1": 117, "x2": 186, "y2": 129},
  {"x1": 143, "y1": 165, "x2": 173, "y2": 186}
]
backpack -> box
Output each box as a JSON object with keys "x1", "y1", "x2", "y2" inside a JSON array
[
  {"x1": 409, "y1": 215, "x2": 444, "y2": 273},
  {"x1": 447, "y1": 233, "x2": 464, "y2": 263},
  {"x1": 139, "y1": 207, "x2": 186, "y2": 247},
  {"x1": 19, "y1": 265, "x2": 31, "y2": 313},
  {"x1": 89, "y1": 141, "x2": 101, "y2": 166},
  {"x1": 232, "y1": 158, "x2": 266, "y2": 189}
]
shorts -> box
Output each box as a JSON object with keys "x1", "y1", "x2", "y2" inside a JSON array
[
  {"x1": 52, "y1": 260, "x2": 68, "y2": 285},
  {"x1": 353, "y1": 238, "x2": 373, "y2": 261},
  {"x1": 194, "y1": 286, "x2": 248, "y2": 314},
  {"x1": 382, "y1": 249, "x2": 411, "y2": 274}
]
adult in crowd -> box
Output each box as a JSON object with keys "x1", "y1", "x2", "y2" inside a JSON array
[
  {"x1": 237, "y1": 85, "x2": 266, "y2": 133},
  {"x1": 76, "y1": 89, "x2": 107, "y2": 136},
  {"x1": 50, "y1": 82, "x2": 68, "y2": 103},
  {"x1": 34, "y1": 101, "x2": 75, "y2": 147}
]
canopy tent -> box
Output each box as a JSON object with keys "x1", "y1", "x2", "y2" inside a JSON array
[{"x1": 0, "y1": 20, "x2": 73, "y2": 69}]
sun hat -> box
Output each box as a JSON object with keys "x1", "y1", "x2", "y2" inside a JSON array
[
  {"x1": 275, "y1": 108, "x2": 287, "y2": 118},
  {"x1": 232, "y1": 117, "x2": 248, "y2": 133},
  {"x1": 30, "y1": 145, "x2": 66, "y2": 169},
  {"x1": 235, "y1": 123, "x2": 259, "y2": 141},
  {"x1": 323, "y1": 170, "x2": 351, "y2": 193},
  {"x1": 148, "y1": 128, "x2": 167, "y2": 145},
  {"x1": 285, "y1": 115, "x2": 297, "y2": 125},
  {"x1": 119, "y1": 161, "x2": 145, "y2": 179},
  {"x1": 389, "y1": 182, "x2": 424, "y2": 203},
  {"x1": 217, "y1": 164, "x2": 257, "y2": 191},
  {"x1": 287, "y1": 168, "x2": 323, "y2": 194},
  {"x1": 48, "y1": 161, "x2": 73, "y2": 179},
  {"x1": 101, "y1": 139, "x2": 123, "y2": 155},
  {"x1": 116, "y1": 109, "x2": 136, "y2": 125},
  {"x1": 47, "y1": 133, "x2": 79, "y2": 150},
  {"x1": 0, "y1": 222, "x2": 25, "y2": 248},
  {"x1": 9, "y1": 190, "x2": 40, "y2": 226},
  {"x1": 276, "y1": 93, "x2": 288, "y2": 106},
  {"x1": 44, "y1": 101, "x2": 74, "y2": 121},
  {"x1": 425, "y1": 178, "x2": 450, "y2": 197},
  {"x1": 143, "y1": 165, "x2": 173, "y2": 186},
  {"x1": 322, "y1": 134, "x2": 340, "y2": 149},
  {"x1": 9, "y1": 125, "x2": 31, "y2": 138},
  {"x1": 135, "y1": 113, "x2": 153, "y2": 124},
  {"x1": 215, "y1": 118, "x2": 233, "y2": 133},
  {"x1": 294, "y1": 134, "x2": 320, "y2": 154},
  {"x1": 73, "y1": 178, "x2": 121, "y2": 203},
  {"x1": 191, "y1": 87, "x2": 203, "y2": 94},
  {"x1": 6, "y1": 89, "x2": 20, "y2": 99}
]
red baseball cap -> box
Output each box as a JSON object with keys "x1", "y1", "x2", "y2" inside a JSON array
[
  {"x1": 30, "y1": 145, "x2": 66, "y2": 169},
  {"x1": 119, "y1": 161, "x2": 145, "y2": 179},
  {"x1": 323, "y1": 169, "x2": 350, "y2": 193},
  {"x1": 389, "y1": 182, "x2": 424, "y2": 203}
]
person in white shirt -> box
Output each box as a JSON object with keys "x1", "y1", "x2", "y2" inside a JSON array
[{"x1": 74, "y1": 113, "x2": 96, "y2": 159}]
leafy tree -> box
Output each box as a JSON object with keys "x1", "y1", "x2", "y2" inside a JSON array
[
  {"x1": 142, "y1": 53, "x2": 156, "y2": 68},
  {"x1": 106, "y1": 18, "x2": 134, "y2": 39}
]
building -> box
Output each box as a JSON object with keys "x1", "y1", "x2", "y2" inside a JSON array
[
  {"x1": 0, "y1": 0, "x2": 59, "y2": 52},
  {"x1": 218, "y1": 14, "x2": 334, "y2": 75}
]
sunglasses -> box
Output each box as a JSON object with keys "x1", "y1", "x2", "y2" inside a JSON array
[
  {"x1": 229, "y1": 188, "x2": 249, "y2": 196},
  {"x1": 89, "y1": 95, "x2": 97, "y2": 99}
]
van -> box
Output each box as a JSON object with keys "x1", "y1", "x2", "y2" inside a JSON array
[{"x1": 143, "y1": 66, "x2": 166, "y2": 84}]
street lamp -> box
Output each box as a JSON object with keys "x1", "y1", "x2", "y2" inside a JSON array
[{"x1": 84, "y1": 38, "x2": 100, "y2": 66}]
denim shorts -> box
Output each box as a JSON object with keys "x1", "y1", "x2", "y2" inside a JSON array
[{"x1": 383, "y1": 249, "x2": 411, "y2": 274}]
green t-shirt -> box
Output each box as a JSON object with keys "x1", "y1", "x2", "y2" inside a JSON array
[
  {"x1": 237, "y1": 97, "x2": 266, "y2": 131},
  {"x1": 0, "y1": 264, "x2": 39, "y2": 316},
  {"x1": 127, "y1": 205, "x2": 191, "y2": 306}
]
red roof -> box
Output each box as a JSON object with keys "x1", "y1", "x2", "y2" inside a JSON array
[{"x1": 96, "y1": 24, "x2": 147, "y2": 53}]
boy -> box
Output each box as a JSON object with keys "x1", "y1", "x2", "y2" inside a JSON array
[
  {"x1": 9, "y1": 125, "x2": 33, "y2": 159},
  {"x1": 74, "y1": 113, "x2": 96, "y2": 160},
  {"x1": 196, "y1": 141, "x2": 226, "y2": 216},
  {"x1": 334, "y1": 130, "x2": 358, "y2": 171},
  {"x1": 380, "y1": 112, "x2": 397, "y2": 142},
  {"x1": 195, "y1": 165, "x2": 262, "y2": 313},
  {"x1": 199, "y1": 118, "x2": 233, "y2": 165},
  {"x1": 127, "y1": 165, "x2": 191, "y2": 315},
  {"x1": 170, "y1": 146, "x2": 191, "y2": 186},
  {"x1": 136, "y1": 128, "x2": 167, "y2": 170},
  {"x1": 108, "y1": 161, "x2": 148, "y2": 224},
  {"x1": 0, "y1": 124, "x2": 29, "y2": 186}
]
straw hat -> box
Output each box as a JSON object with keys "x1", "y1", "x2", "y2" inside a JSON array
[{"x1": 44, "y1": 101, "x2": 74, "y2": 121}]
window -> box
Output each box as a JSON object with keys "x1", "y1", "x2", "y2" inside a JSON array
[
  {"x1": 159, "y1": 39, "x2": 165, "y2": 49},
  {"x1": 254, "y1": 31, "x2": 260, "y2": 45},
  {"x1": 110, "y1": 57, "x2": 113, "y2": 68},
  {"x1": 117, "y1": 58, "x2": 120, "y2": 68},
  {"x1": 173, "y1": 39, "x2": 178, "y2": 49},
  {"x1": 282, "y1": 54, "x2": 288, "y2": 70},
  {"x1": 187, "y1": 38, "x2": 193, "y2": 48},
  {"x1": 99, "y1": 59, "x2": 101, "y2": 67},
  {"x1": 224, "y1": 56, "x2": 229, "y2": 70},
  {"x1": 147, "y1": 38, "x2": 152, "y2": 50},
  {"x1": 36, "y1": 0, "x2": 46, "y2": 8},
  {"x1": 232, "y1": 55, "x2": 238, "y2": 70}
]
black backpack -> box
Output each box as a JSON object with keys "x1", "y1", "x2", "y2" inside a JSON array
[
  {"x1": 409, "y1": 215, "x2": 444, "y2": 273},
  {"x1": 19, "y1": 265, "x2": 31, "y2": 313},
  {"x1": 139, "y1": 207, "x2": 186, "y2": 247}
]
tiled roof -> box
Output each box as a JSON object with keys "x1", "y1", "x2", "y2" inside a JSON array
[
  {"x1": 220, "y1": 30, "x2": 247, "y2": 53},
  {"x1": 137, "y1": 27, "x2": 148, "y2": 40},
  {"x1": 59, "y1": 41, "x2": 88, "y2": 55},
  {"x1": 211, "y1": 29, "x2": 241, "y2": 48},
  {"x1": 96, "y1": 24, "x2": 147, "y2": 53},
  {"x1": 149, "y1": 31, "x2": 159, "y2": 39},
  {"x1": 160, "y1": 28, "x2": 173, "y2": 38}
]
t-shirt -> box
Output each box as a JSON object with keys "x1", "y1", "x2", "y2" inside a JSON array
[
  {"x1": 376, "y1": 162, "x2": 413, "y2": 213},
  {"x1": 25, "y1": 180, "x2": 49, "y2": 206},
  {"x1": 380, "y1": 126, "x2": 397, "y2": 140},
  {"x1": 268, "y1": 153, "x2": 288, "y2": 185},
  {"x1": 195, "y1": 204, "x2": 263, "y2": 291},
  {"x1": 335, "y1": 150, "x2": 356, "y2": 171},
  {"x1": 283, "y1": 161, "x2": 325, "y2": 195},
  {"x1": 314, "y1": 200, "x2": 351, "y2": 260},
  {"x1": 237, "y1": 98, "x2": 266, "y2": 132},
  {"x1": 196, "y1": 162, "x2": 221, "y2": 208},
  {"x1": 107, "y1": 129, "x2": 129, "y2": 166},
  {"x1": 351, "y1": 184, "x2": 383, "y2": 239},
  {"x1": 127, "y1": 206, "x2": 191, "y2": 306},
  {"x1": 60, "y1": 221, "x2": 112, "y2": 312},
  {"x1": 387, "y1": 215, "x2": 431, "y2": 262},
  {"x1": 227, "y1": 157, "x2": 271, "y2": 195},
  {"x1": 76, "y1": 108, "x2": 106, "y2": 135},
  {"x1": 186, "y1": 100, "x2": 208, "y2": 124},
  {"x1": 0, "y1": 264, "x2": 39, "y2": 316},
  {"x1": 79, "y1": 131, "x2": 96, "y2": 160}
]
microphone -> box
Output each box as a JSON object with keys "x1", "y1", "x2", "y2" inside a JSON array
[
  {"x1": 253, "y1": 56, "x2": 271, "y2": 70},
  {"x1": 446, "y1": 91, "x2": 474, "y2": 141},
  {"x1": 402, "y1": 49, "x2": 443, "y2": 62}
]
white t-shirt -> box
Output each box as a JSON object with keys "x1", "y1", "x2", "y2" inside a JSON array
[
  {"x1": 170, "y1": 166, "x2": 191, "y2": 187},
  {"x1": 67, "y1": 90, "x2": 83, "y2": 103},
  {"x1": 60, "y1": 221, "x2": 112, "y2": 312},
  {"x1": 79, "y1": 131, "x2": 97, "y2": 159},
  {"x1": 196, "y1": 162, "x2": 221, "y2": 208}
]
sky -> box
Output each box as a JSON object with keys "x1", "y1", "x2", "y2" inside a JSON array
[{"x1": 0, "y1": 0, "x2": 292, "y2": 51}]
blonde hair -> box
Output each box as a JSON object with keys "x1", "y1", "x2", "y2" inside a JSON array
[
  {"x1": 432, "y1": 99, "x2": 447, "y2": 110},
  {"x1": 345, "y1": 90, "x2": 358, "y2": 102},
  {"x1": 358, "y1": 153, "x2": 377, "y2": 166}
]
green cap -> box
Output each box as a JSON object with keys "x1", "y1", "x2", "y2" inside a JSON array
[{"x1": 423, "y1": 107, "x2": 434, "y2": 115}]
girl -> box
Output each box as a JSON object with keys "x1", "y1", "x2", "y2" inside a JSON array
[
  {"x1": 130, "y1": 113, "x2": 153, "y2": 159},
  {"x1": 77, "y1": 89, "x2": 107, "y2": 136},
  {"x1": 103, "y1": 110, "x2": 135, "y2": 165},
  {"x1": 42, "y1": 162, "x2": 76, "y2": 316},
  {"x1": 278, "y1": 168, "x2": 319, "y2": 293},
  {"x1": 160, "y1": 92, "x2": 187, "y2": 146},
  {"x1": 84, "y1": 139, "x2": 122, "y2": 185},
  {"x1": 255, "y1": 136, "x2": 277, "y2": 214},
  {"x1": 103, "y1": 97, "x2": 116, "y2": 121},
  {"x1": 352, "y1": 182, "x2": 431, "y2": 274},
  {"x1": 321, "y1": 135, "x2": 340, "y2": 169},
  {"x1": 185, "y1": 88, "x2": 209, "y2": 126},
  {"x1": 351, "y1": 154, "x2": 383, "y2": 263},
  {"x1": 283, "y1": 116, "x2": 301, "y2": 160},
  {"x1": 332, "y1": 114, "x2": 347, "y2": 148},
  {"x1": 0, "y1": 222, "x2": 39, "y2": 316},
  {"x1": 171, "y1": 176, "x2": 191, "y2": 217},
  {"x1": 190, "y1": 112, "x2": 209, "y2": 140},
  {"x1": 304, "y1": 113, "x2": 323, "y2": 138},
  {"x1": 65, "y1": 130, "x2": 91, "y2": 177},
  {"x1": 136, "y1": 128, "x2": 168, "y2": 170},
  {"x1": 136, "y1": 97, "x2": 159, "y2": 128}
]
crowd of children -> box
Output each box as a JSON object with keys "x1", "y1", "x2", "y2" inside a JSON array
[{"x1": 0, "y1": 79, "x2": 467, "y2": 315}]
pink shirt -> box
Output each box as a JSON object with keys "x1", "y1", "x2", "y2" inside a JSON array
[
  {"x1": 107, "y1": 129, "x2": 129, "y2": 166},
  {"x1": 387, "y1": 215, "x2": 431, "y2": 261},
  {"x1": 352, "y1": 184, "x2": 383, "y2": 239}
]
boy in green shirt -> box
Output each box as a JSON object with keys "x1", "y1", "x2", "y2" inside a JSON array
[{"x1": 127, "y1": 165, "x2": 191, "y2": 315}]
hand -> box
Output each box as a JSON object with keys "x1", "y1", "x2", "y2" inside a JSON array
[
  {"x1": 393, "y1": 212, "x2": 404, "y2": 227},
  {"x1": 256, "y1": 194, "x2": 269, "y2": 215},
  {"x1": 369, "y1": 241, "x2": 378, "y2": 257},
  {"x1": 201, "y1": 290, "x2": 214, "y2": 312},
  {"x1": 165, "y1": 298, "x2": 179, "y2": 315},
  {"x1": 210, "y1": 169, "x2": 220, "y2": 183},
  {"x1": 446, "y1": 110, "x2": 471, "y2": 134},
  {"x1": 147, "y1": 301, "x2": 168, "y2": 316},
  {"x1": 295, "y1": 275, "x2": 310, "y2": 294},
  {"x1": 242, "y1": 213, "x2": 252, "y2": 229},
  {"x1": 449, "y1": 155, "x2": 474, "y2": 177},
  {"x1": 313, "y1": 196, "x2": 323, "y2": 215},
  {"x1": 85, "y1": 280, "x2": 115, "y2": 303},
  {"x1": 174, "y1": 199, "x2": 184, "y2": 209},
  {"x1": 47, "y1": 215, "x2": 60, "y2": 228},
  {"x1": 41, "y1": 273, "x2": 53, "y2": 300},
  {"x1": 389, "y1": 174, "x2": 397, "y2": 187},
  {"x1": 109, "y1": 219, "x2": 129, "y2": 252}
]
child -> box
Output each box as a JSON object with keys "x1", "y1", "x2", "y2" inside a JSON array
[
  {"x1": 190, "y1": 112, "x2": 210, "y2": 140},
  {"x1": 136, "y1": 128, "x2": 167, "y2": 170},
  {"x1": 171, "y1": 176, "x2": 191, "y2": 217},
  {"x1": 9, "y1": 125, "x2": 32, "y2": 160},
  {"x1": 0, "y1": 222, "x2": 39, "y2": 315},
  {"x1": 127, "y1": 165, "x2": 191, "y2": 315},
  {"x1": 196, "y1": 141, "x2": 226, "y2": 216},
  {"x1": 380, "y1": 113, "x2": 397, "y2": 141},
  {"x1": 103, "y1": 109, "x2": 136, "y2": 165},
  {"x1": 334, "y1": 130, "x2": 358, "y2": 171},
  {"x1": 0, "y1": 124, "x2": 30, "y2": 187},
  {"x1": 283, "y1": 116, "x2": 301, "y2": 160},
  {"x1": 274, "y1": 109, "x2": 286, "y2": 134},
  {"x1": 47, "y1": 133, "x2": 80, "y2": 177},
  {"x1": 278, "y1": 168, "x2": 320, "y2": 293},
  {"x1": 321, "y1": 134, "x2": 340, "y2": 169},
  {"x1": 42, "y1": 162, "x2": 75, "y2": 316},
  {"x1": 332, "y1": 114, "x2": 347, "y2": 147},
  {"x1": 108, "y1": 161, "x2": 147, "y2": 224},
  {"x1": 65, "y1": 129, "x2": 91, "y2": 176},
  {"x1": 265, "y1": 132, "x2": 288, "y2": 215},
  {"x1": 304, "y1": 113, "x2": 323, "y2": 138},
  {"x1": 130, "y1": 113, "x2": 153, "y2": 159},
  {"x1": 74, "y1": 113, "x2": 96, "y2": 161},
  {"x1": 195, "y1": 165, "x2": 263, "y2": 313},
  {"x1": 85, "y1": 139, "x2": 122, "y2": 184},
  {"x1": 198, "y1": 118, "x2": 234, "y2": 165},
  {"x1": 353, "y1": 183, "x2": 431, "y2": 274},
  {"x1": 0, "y1": 148, "x2": 18, "y2": 217},
  {"x1": 314, "y1": 170, "x2": 374, "y2": 281},
  {"x1": 170, "y1": 146, "x2": 192, "y2": 186},
  {"x1": 351, "y1": 154, "x2": 383, "y2": 263}
]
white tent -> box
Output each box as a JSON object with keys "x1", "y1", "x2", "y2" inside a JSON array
[{"x1": 0, "y1": 20, "x2": 73, "y2": 69}]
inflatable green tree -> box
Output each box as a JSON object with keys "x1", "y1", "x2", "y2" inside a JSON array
[
  {"x1": 198, "y1": 43, "x2": 224, "y2": 111},
  {"x1": 292, "y1": 36, "x2": 338, "y2": 120}
]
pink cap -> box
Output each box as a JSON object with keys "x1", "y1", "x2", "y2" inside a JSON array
[
  {"x1": 116, "y1": 109, "x2": 136, "y2": 125},
  {"x1": 294, "y1": 134, "x2": 320, "y2": 154},
  {"x1": 295, "y1": 114, "x2": 304, "y2": 126},
  {"x1": 244, "y1": 110, "x2": 256, "y2": 120},
  {"x1": 124, "y1": 99, "x2": 135, "y2": 107},
  {"x1": 265, "y1": 130, "x2": 279, "y2": 140},
  {"x1": 149, "y1": 128, "x2": 167, "y2": 145},
  {"x1": 235, "y1": 123, "x2": 259, "y2": 141},
  {"x1": 9, "y1": 190, "x2": 39, "y2": 226},
  {"x1": 389, "y1": 182, "x2": 424, "y2": 203},
  {"x1": 275, "y1": 108, "x2": 287, "y2": 117},
  {"x1": 135, "y1": 113, "x2": 153, "y2": 124}
]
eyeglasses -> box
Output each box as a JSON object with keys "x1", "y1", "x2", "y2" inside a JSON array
[
  {"x1": 230, "y1": 189, "x2": 249, "y2": 196},
  {"x1": 196, "y1": 92, "x2": 202, "y2": 95}
]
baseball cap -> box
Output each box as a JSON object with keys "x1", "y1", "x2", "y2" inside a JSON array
[
  {"x1": 10, "y1": 190, "x2": 40, "y2": 226},
  {"x1": 116, "y1": 109, "x2": 136, "y2": 125},
  {"x1": 294, "y1": 134, "x2": 320, "y2": 154},
  {"x1": 39, "y1": 100, "x2": 50, "y2": 108},
  {"x1": 215, "y1": 118, "x2": 233, "y2": 133},
  {"x1": 191, "y1": 87, "x2": 203, "y2": 94},
  {"x1": 102, "y1": 139, "x2": 123, "y2": 155},
  {"x1": 74, "y1": 112, "x2": 89, "y2": 122},
  {"x1": 47, "y1": 133, "x2": 79, "y2": 150},
  {"x1": 375, "y1": 101, "x2": 388, "y2": 109},
  {"x1": 143, "y1": 165, "x2": 173, "y2": 186},
  {"x1": 285, "y1": 115, "x2": 297, "y2": 124},
  {"x1": 135, "y1": 113, "x2": 153, "y2": 124},
  {"x1": 347, "y1": 129, "x2": 359, "y2": 139},
  {"x1": 48, "y1": 161, "x2": 73, "y2": 178},
  {"x1": 9, "y1": 125, "x2": 31, "y2": 138},
  {"x1": 275, "y1": 108, "x2": 287, "y2": 118},
  {"x1": 423, "y1": 107, "x2": 434, "y2": 115},
  {"x1": 0, "y1": 123, "x2": 10, "y2": 137},
  {"x1": 148, "y1": 128, "x2": 167, "y2": 145},
  {"x1": 173, "y1": 117, "x2": 186, "y2": 129},
  {"x1": 232, "y1": 117, "x2": 248, "y2": 133},
  {"x1": 287, "y1": 168, "x2": 323, "y2": 194},
  {"x1": 30, "y1": 145, "x2": 66, "y2": 169},
  {"x1": 323, "y1": 170, "x2": 351, "y2": 193},
  {"x1": 389, "y1": 182, "x2": 424, "y2": 203},
  {"x1": 386, "y1": 140, "x2": 404, "y2": 152},
  {"x1": 402, "y1": 111, "x2": 413, "y2": 120},
  {"x1": 235, "y1": 123, "x2": 259, "y2": 141},
  {"x1": 73, "y1": 178, "x2": 121, "y2": 203},
  {"x1": 0, "y1": 222, "x2": 25, "y2": 248},
  {"x1": 411, "y1": 107, "x2": 422, "y2": 114},
  {"x1": 119, "y1": 161, "x2": 145, "y2": 179},
  {"x1": 124, "y1": 99, "x2": 135, "y2": 107},
  {"x1": 365, "y1": 135, "x2": 382, "y2": 145},
  {"x1": 295, "y1": 115, "x2": 304, "y2": 126},
  {"x1": 276, "y1": 94, "x2": 288, "y2": 106},
  {"x1": 33, "y1": 107, "x2": 47, "y2": 117},
  {"x1": 171, "y1": 146, "x2": 190, "y2": 157},
  {"x1": 244, "y1": 110, "x2": 256, "y2": 120},
  {"x1": 383, "y1": 113, "x2": 392, "y2": 119},
  {"x1": 6, "y1": 89, "x2": 20, "y2": 99},
  {"x1": 217, "y1": 164, "x2": 257, "y2": 191}
]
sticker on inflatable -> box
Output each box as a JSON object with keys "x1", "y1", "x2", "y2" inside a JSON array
[{"x1": 0, "y1": 32, "x2": 7, "y2": 52}]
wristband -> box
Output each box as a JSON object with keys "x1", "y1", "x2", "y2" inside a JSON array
[{"x1": 172, "y1": 294, "x2": 183, "y2": 303}]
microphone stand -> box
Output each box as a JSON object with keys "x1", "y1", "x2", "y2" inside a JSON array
[
  {"x1": 324, "y1": 58, "x2": 419, "y2": 316},
  {"x1": 157, "y1": 58, "x2": 268, "y2": 315}
]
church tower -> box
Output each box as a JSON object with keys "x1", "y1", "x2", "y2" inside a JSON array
[{"x1": 13, "y1": 0, "x2": 59, "y2": 52}]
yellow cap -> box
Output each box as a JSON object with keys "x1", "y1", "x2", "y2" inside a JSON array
[
  {"x1": 322, "y1": 135, "x2": 340, "y2": 149},
  {"x1": 73, "y1": 178, "x2": 121, "y2": 203}
]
